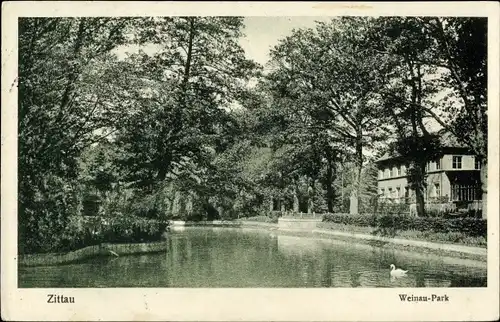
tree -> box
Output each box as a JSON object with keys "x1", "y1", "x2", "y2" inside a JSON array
[
  {"x1": 266, "y1": 17, "x2": 391, "y2": 214},
  {"x1": 110, "y1": 17, "x2": 259, "y2": 191},
  {"x1": 18, "y1": 17, "x2": 133, "y2": 253},
  {"x1": 419, "y1": 17, "x2": 488, "y2": 218},
  {"x1": 367, "y1": 17, "x2": 444, "y2": 216},
  {"x1": 370, "y1": 17, "x2": 487, "y2": 217}
]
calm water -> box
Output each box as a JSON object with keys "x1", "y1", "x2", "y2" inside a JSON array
[{"x1": 18, "y1": 227, "x2": 487, "y2": 288}]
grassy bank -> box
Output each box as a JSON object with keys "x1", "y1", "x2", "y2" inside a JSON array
[
  {"x1": 249, "y1": 212, "x2": 487, "y2": 248},
  {"x1": 317, "y1": 221, "x2": 487, "y2": 248}
]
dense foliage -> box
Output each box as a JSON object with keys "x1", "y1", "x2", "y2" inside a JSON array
[
  {"x1": 18, "y1": 16, "x2": 487, "y2": 253},
  {"x1": 59, "y1": 216, "x2": 168, "y2": 253},
  {"x1": 323, "y1": 213, "x2": 487, "y2": 238}
]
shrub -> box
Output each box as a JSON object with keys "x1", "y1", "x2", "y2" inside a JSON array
[
  {"x1": 18, "y1": 175, "x2": 80, "y2": 254},
  {"x1": 428, "y1": 196, "x2": 450, "y2": 204},
  {"x1": 376, "y1": 202, "x2": 410, "y2": 214},
  {"x1": 57, "y1": 215, "x2": 169, "y2": 253},
  {"x1": 397, "y1": 230, "x2": 487, "y2": 247},
  {"x1": 244, "y1": 215, "x2": 278, "y2": 223},
  {"x1": 322, "y1": 213, "x2": 486, "y2": 237}
]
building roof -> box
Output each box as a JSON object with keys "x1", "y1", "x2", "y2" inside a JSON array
[{"x1": 375, "y1": 131, "x2": 469, "y2": 163}]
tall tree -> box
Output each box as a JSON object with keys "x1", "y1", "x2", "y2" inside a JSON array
[
  {"x1": 18, "y1": 17, "x2": 133, "y2": 252},
  {"x1": 370, "y1": 17, "x2": 487, "y2": 217},
  {"x1": 111, "y1": 17, "x2": 259, "y2": 190},
  {"x1": 419, "y1": 17, "x2": 488, "y2": 218},
  {"x1": 266, "y1": 17, "x2": 391, "y2": 214},
  {"x1": 369, "y1": 17, "x2": 443, "y2": 216}
]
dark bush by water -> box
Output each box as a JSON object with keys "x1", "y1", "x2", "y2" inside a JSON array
[
  {"x1": 322, "y1": 213, "x2": 487, "y2": 237},
  {"x1": 55, "y1": 215, "x2": 168, "y2": 254}
]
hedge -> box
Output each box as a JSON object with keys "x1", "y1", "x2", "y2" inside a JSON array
[
  {"x1": 322, "y1": 213, "x2": 487, "y2": 237},
  {"x1": 244, "y1": 215, "x2": 279, "y2": 224},
  {"x1": 56, "y1": 215, "x2": 169, "y2": 253}
]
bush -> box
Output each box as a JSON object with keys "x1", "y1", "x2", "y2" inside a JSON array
[
  {"x1": 376, "y1": 202, "x2": 410, "y2": 214},
  {"x1": 57, "y1": 215, "x2": 169, "y2": 253},
  {"x1": 18, "y1": 175, "x2": 80, "y2": 254},
  {"x1": 322, "y1": 213, "x2": 487, "y2": 237},
  {"x1": 244, "y1": 215, "x2": 279, "y2": 223}
]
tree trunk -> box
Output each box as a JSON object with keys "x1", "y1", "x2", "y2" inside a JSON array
[
  {"x1": 293, "y1": 188, "x2": 299, "y2": 213},
  {"x1": 415, "y1": 162, "x2": 426, "y2": 217},
  {"x1": 307, "y1": 198, "x2": 313, "y2": 214},
  {"x1": 171, "y1": 191, "x2": 181, "y2": 218},
  {"x1": 349, "y1": 161, "x2": 363, "y2": 215},
  {"x1": 480, "y1": 160, "x2": 487, "y2": 219},
  {"x1": 350, "y1": 139, "x2": 363, "y2": 215},
  {"x1": 326, "y1": 159, "x2": 335, "y2": 213},
  {"x1": 349, "y1": 191, "x2": 358, "y2": 215},
  {"x1": 307, "y1": 184, "x2": 314, "y2": 214},
  {"x1": 415, "y1": 190, "x2": 425, "y2": 217},
  {"x1": 185, "y1": 193, "x2": 193, "y2": 216}
]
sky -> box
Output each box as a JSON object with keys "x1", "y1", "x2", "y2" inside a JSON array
[
  {"x1": 239, "y1": 16, "x2": 333, "y2": 66},
  {"x1": 114, "y1": 16, "x2": 333, "y2": 66}
]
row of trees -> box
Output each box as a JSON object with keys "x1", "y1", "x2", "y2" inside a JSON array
[
  {"x1": 253, "y1": 17, "x2": 487, "y2": 217},
  {"x1": 18, "y1": 16, "x2": 487, "y2": 253},
  {"x1": 19, "y1": 17, "x2": 261, "y2": 252}
]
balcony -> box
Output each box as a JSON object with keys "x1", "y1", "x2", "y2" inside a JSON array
[{"x1": 450, "y1": 185, "x2": 482, "y2": 202}]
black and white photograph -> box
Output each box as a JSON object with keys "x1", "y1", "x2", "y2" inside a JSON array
[{"x1": 2, "y1": 1, "x2": 499, "y2": 321}]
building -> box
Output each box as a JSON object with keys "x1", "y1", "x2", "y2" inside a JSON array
[{"x1": 375, "y1": 132, "x2": 482, "y2": 211}]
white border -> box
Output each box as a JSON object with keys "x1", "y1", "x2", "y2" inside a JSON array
[{"x1": 2, "y1": 2, "x2": 499, "y2": 321}]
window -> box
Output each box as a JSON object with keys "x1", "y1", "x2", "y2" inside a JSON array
[
  {"x1": 401, "y1": 165, "x2": 406, "y2": 175},
  {"x1": 396, "y1": 187, "x2": 401, "y2": 198},
  {"x1": 388, "y1": 187, "x2": 393, "y2": 198},
  {"x1": 434, "y1": 183, "x2": 441, "y2": 197},
  {"x1": 391, "y1": 167, "x2": 396, "y2": 177},
  {"x1": 452, "y1": 156, "x2": 462, "y2": 169},
  {"x1": 396, "y1": 166, "x2": 401, "y2": 176},
  {"x1": 435, "y1": 158, "x2": 441, "y2": 170},
  {"x1": 475, "y1": 158, "x2": 481, "y2": 170},
  {"x1": 404, "y1": 186, "x2": 410, "y2": 198},
  {"x1": 380, "y1": 188, "x2": 385, "y2": 197},
  {"x1": 379, "y1": 169, "x2": 383, "y2": 179}
]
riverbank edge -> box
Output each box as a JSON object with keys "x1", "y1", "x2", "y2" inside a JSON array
[
  {"x1": 18, "y1": 221, "x2": 250, "y2": 267},
  {"x1": 19, "y1": 220, "x2": 487, "y2": 267},
  {"x1": 240, "y1": 220, "x2": 487, "y2": 262},
  {"x1": 18, "y1": 242, "x2": 168, "y2": 267}
]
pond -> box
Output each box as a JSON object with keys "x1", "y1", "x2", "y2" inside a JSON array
[{"x1": 18, "y1": 227, "x2": 487, "y2": 288}]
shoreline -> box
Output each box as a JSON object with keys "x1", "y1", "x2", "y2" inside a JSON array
[
  {"x1": 18, "y1": 220, "x2": 487, "y2": 267},
  {"x1": 240, "y1": 220, "x2": 487, "y2": 262},
  {"x1": 18, "y1": 242, "x2": 168, "y2": 267}
]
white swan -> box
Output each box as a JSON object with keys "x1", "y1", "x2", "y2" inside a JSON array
[{"x1": 390, "y1": 264, "x2": 408, "y2": 276}]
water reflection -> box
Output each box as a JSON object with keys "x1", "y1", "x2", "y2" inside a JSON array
[{"x1": 19, "y1": 228, "x2": 486, "y2": 288}]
